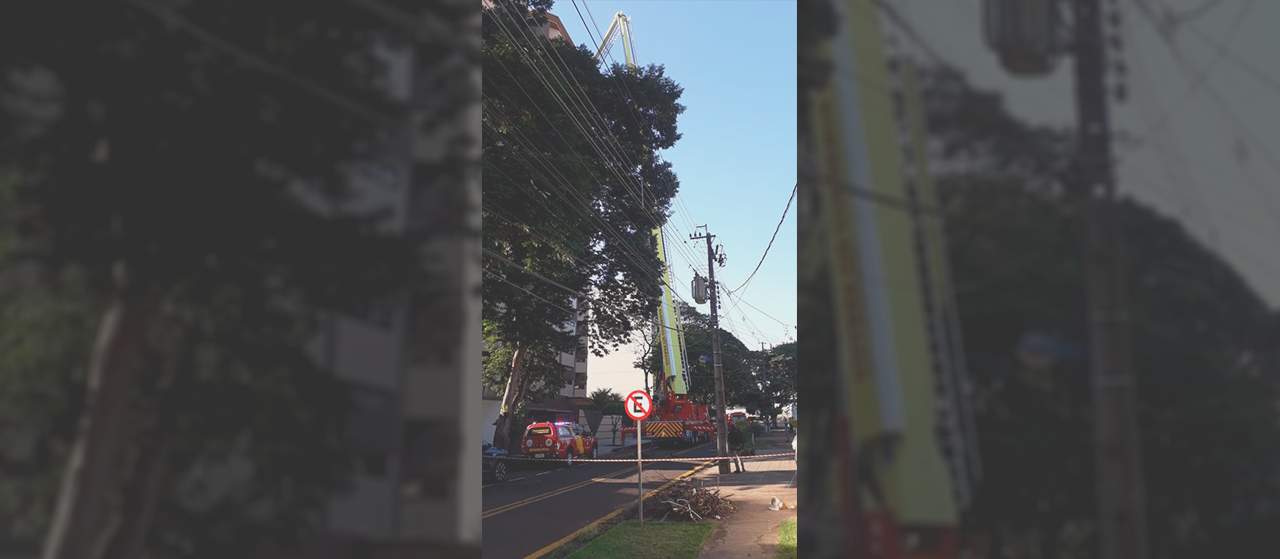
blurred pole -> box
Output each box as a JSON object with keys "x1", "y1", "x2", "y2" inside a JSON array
[{"x1": 1071, "y1": 0, "x2": 1150, "y2": 558}]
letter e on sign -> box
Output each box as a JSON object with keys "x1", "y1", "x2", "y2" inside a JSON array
[{"x1": 625, "y1": 390, "x2": 653, "y2": 421}]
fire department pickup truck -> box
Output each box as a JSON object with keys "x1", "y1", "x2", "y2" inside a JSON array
[{"x1": 521, "y1": 421, "x2": 598, "y2": 464}]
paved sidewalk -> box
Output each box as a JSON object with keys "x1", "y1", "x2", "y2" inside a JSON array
[{"x1": 694, "y1": 435, "x2": 798, "y2": 558}]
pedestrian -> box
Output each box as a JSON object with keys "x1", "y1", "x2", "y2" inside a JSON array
[
  {"x1": 791, "y1": 429, "x2": 798, "y2": 463},
  {"x1": 727, "y1": 424, "x2": 746, "y2": 473}
]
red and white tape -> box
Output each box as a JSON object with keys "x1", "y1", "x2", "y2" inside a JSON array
[{"x1": 498, "y1": 451, "x2": 797, "y2": 464}]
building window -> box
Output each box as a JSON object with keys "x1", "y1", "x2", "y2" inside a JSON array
[
  {"x1": 400, "y1": 420, "x2": 459, "y2": 501},
  {"x1": 563, "y1": 365, "x2": 575, "y2": 383},
  {"x1": 575, "y1": 344, "x2": 588, "y2": 363},
  {"x1": 574, "y1": 373, "x2": 587, "y2": 391}
]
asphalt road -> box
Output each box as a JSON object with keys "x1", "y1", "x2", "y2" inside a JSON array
[{"x1": 481, "y1": 441, "x2": 721, "y2": 559}]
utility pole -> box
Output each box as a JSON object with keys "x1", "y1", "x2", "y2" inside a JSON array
[
  {"x1": 1072, "y1": 1, "x2": 1150, "y2": 558},
  {"x1": 692, "y1": 226, "x2": 731, "y2": 474}
]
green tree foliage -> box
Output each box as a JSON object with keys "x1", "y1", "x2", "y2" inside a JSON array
[
  {"x1": 0, "y1": 3, "x2": 423, "y2": 558},
  {"x1": 761, "y1": 341, "x2": 797, "y2": 412},
  {"x1": 639, "y1": 304, "x2": 756, "y2": 408},
  {"x1": 590, "y1": 387, "x2": 623, "y2": 410},
  {"x1": 590, "y1": 388, "x2": 625, "y2": 417},
  {"x1": 924, "y1": 68, "x2": 1280, "y2": 559},
  {"x1": 482, "y1": 0, "x2": 685, "y2": 447}
]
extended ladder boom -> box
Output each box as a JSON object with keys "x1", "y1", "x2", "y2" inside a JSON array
[
  {"x1": 594, "y1": 12, "x2": 636, "y2": 68},
  {"x1": 593, "y1": 11, "x2": 690, "y2": 401}
]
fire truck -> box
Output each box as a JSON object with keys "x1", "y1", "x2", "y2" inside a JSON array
[
  {"x1": 596, "y1": 12, "x2": 716, "y2": 449},
  {"x1": 617, "y1": 218, "x2": 716, "y2": 448}
]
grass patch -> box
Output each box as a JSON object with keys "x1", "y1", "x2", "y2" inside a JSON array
[
  {"x1": 564, "y1": 521, "x2": 715, "y2": 559},
  {"x1": 777, "y1": 519, "x2": 797, "y2": 559}
]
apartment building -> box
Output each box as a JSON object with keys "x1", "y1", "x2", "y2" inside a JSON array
[
  {"x1": 480, "y1": 297, "x2": 594, "y2": 449},
  {"x1": 282, "y1": 38, "x2": 480, "y2": 555}
]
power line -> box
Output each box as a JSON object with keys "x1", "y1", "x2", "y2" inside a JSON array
[
  {"x1": 1132, "y1": 1, "x2": 1280, "y2": 222},
  {"x1": 730, "y1": 183, "x2": 796, "y2": 294},
  {"x1": 483, "y1": 248, "x2": 586, "y2": 298},
  {"x1": 1129, "y1": 0, "x2": 1256, "y2": 142},
  {"x1": 488, "y1": 3, "x2": 668, "y2": 232},
  {"x1": 484, "y1": 269, "x2": 577, "y2": 316},
  {"x1": 126, "y1": 0, "x2": 397, "y2": 128},
  {"x1": 724, "y1": 290, "x2": 796, "y2": 331}
]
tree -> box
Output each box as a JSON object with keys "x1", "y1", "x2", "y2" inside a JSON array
[
  {"x1": 0, "y1": 3, "x2": 423, "y2": 558},
  {"x1": 482, "y1": 0, "x2": 685, "y2": 449},
  {"x1": 923, "y1": 68, "x2": 1280, "y2": 559},
  {"x1": 762, "y1": 341, "x2": 797, "y2": 413},
  {"x1": 590, "y1": 388, "x2": 623, "y2": 410},
  {"x1": 639, "y1": 304, "x2": 757, "y2": 408}
]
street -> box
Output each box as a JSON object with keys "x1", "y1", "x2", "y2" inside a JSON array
[{"x1": 481, "y1": 441, "x2": 721, "y2": 559}]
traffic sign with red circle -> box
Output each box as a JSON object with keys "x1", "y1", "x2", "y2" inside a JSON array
[{"x1": 625, "y1": 390, "x2": 653, "y2": 421}]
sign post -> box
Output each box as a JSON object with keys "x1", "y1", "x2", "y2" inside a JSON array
[
  {"x1": 636, "y1": 418, "x2": 643, "y2": 524},
  {"x1": 625, "y1": 390, "x2": 653, "y2": 525}
]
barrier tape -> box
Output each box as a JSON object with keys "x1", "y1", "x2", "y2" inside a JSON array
[{"x1": 498, "y1": 451, "x2": 796, "y2": 464}]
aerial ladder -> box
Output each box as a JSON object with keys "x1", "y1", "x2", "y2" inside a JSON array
[
  {"x1": 805, "y1": 0, "x2": 980, "y2": 557},
  {"x1": 594, "y1": 12, "x2": 715, "y2": 447}
]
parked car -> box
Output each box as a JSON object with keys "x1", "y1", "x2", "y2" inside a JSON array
[
  {"x1": 520, "y1": 421, "x2": 598, "y2": 466},
  {"x1": 482, "y1": 439, "x2": 508, "y2": 483}
]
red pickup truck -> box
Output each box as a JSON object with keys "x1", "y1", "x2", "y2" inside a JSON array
[{"x1": 520, "y1": 421, "x2": 598, "y2": 464}]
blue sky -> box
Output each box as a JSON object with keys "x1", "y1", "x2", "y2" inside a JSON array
[{"x1": 555, "y1": 1, "x2": 798, "y2": 395}]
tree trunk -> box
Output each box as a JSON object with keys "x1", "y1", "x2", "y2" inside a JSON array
[
  {"x1": 491, "y1": 344, "x2": 526, "y2": 451},
  {"x1": 90, "y1": 422, "x2": 171, "y2": 559},
  {"x1": 42, "y1": 291, "x2": 157, "y2": 559}
]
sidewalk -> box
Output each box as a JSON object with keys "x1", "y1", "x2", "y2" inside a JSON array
[{"x1": 694, "y1": 431, "x2": 798, "y2": 558}]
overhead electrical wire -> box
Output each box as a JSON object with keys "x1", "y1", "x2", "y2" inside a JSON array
[
  {"x1": 491, "y1": 3, "x2": 793, "y2": 348},
  {"x1": 569, "y1": 0, "x2": 710, "y2": 279},
  {"x1": 730, "y1": 183, "x2": 797, "y2": 294},
  {"x1": 1132, "y1": 1, "x2": 1280, "y2": 222},
  {"x1": 489, "y1": 3, "x2": 668, "y2": 232}
]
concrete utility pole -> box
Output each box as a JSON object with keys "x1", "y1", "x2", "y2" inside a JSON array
[
  {"x1": 692, "y1": 226, "x2": 731, "y2": 474},
  {"x1": 1071, "y1": 1, "x2": 1150, "y2": 558}
]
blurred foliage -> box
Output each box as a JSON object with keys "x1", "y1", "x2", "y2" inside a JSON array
[
  {"x1": 923, "y1": 68, "x2": 1280, "y2": 559},
  {"x1": 0, "y1": 1, "x2": 428, "y2": 557}
]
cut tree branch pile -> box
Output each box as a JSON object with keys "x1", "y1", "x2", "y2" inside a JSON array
[{"x1": 657, "y1": 479, "x2": 734, "y2": 522}]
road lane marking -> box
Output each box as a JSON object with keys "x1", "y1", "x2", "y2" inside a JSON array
[
  {"x1": 481, "y1": 442, "x2": 711, "y2": 520},
  {"x1": 521, "y1": 459, "x2": 717, "y2": 559},
  {"x1": 482, "y1": 467, "x2": 637, "y2": 519}
]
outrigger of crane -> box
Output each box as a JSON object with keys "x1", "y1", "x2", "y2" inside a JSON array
[{"x1": 594, "y1": 12, "x2": 637, "y2": 69}]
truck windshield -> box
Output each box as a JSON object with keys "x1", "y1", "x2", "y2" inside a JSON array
[{"x1": 526, "y1": 426, "x2": 552, "y2": 437}]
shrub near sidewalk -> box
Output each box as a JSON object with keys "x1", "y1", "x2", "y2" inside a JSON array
[{"x1": 564, "y1": 521, "x2": 715, "y2": 559}]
